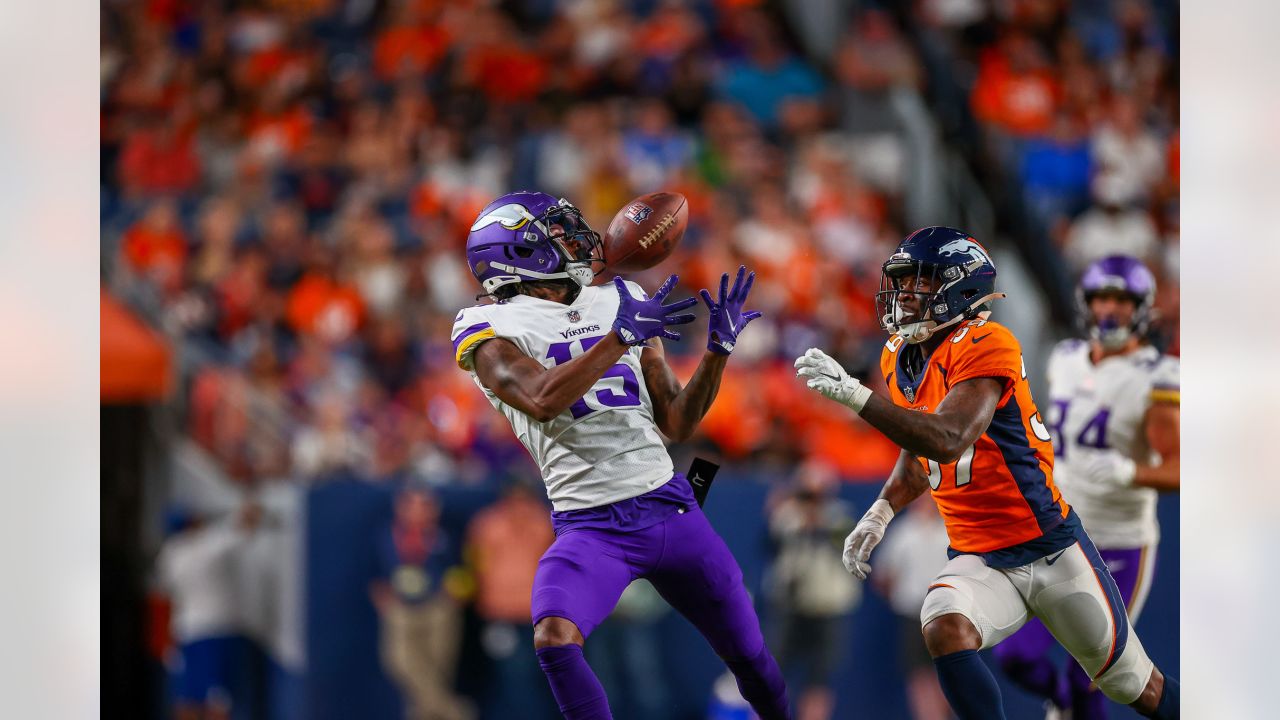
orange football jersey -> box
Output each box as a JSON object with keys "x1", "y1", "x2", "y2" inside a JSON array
[{"x1": 879, "y1": 318, "x2": 1069, "y2": 553}]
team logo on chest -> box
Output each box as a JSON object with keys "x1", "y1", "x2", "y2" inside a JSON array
[
  {"x1": 566, "y1": 309, "x2": 581, "y2": 323},
  {"x1": 904, "y1": 387, "x2": 916, "y2": 403}
]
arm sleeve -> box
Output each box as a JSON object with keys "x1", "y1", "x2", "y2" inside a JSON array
[
  {"x1": 1149, "y1": 355, "x2": 1180, "y2": 405},
  {"x1": 946, "y1": 322, "x2": 1023, "y2": 403},
  {"x1": 451, "y1": 306, "x2": 496, "y2": 371}
]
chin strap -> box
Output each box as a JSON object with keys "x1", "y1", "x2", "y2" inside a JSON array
[
  {"x1": 892, "y1": 293, "x2": 1007, "y2": 344},
  {"x1": 483, "y1": 261, "x2": 596, "y2": 293}
]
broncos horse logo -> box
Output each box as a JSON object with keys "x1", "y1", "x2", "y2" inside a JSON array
[{"x1": 937, "y1": 238, "x2": 994, "y2": 267}]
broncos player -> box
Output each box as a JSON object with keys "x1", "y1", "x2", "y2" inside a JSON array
[
  {"x1": 793, "y1": 228, "x2": 1178, "y2": 720},
  {"x1": 451, "y1": 191, "x2": 789, "y2": 720},
  {"x1": 994, "y1": 255, "x2": 1179, "y2": 719}
]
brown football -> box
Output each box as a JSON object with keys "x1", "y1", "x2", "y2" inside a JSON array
[{"x1": 601, "y1": 191, "x2": 688, "y2": 274}]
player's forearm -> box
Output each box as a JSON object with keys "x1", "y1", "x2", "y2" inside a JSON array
[
  {"x1": 526, "y1": 335, "x2": 629, "y2": 420},
  {"x1": 859, "y1": 393, "x2": 972, "y2": 463},
  {"x1": 1134, "y1": 457, "x2": 1179, "y2": 491},
  {"x1": 879, "y1": 452, "x2": 930, "y2": 513},
  {"x1": 662, "y1": 351, "x2": 728, "y2": 442}
]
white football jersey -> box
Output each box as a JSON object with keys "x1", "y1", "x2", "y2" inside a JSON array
[
  {"x1": 450, "y1": 282, "x2": 674, "y2": 511},
  {"x1": 1045, "y1": 340, "x2": 1179, "y2": 547}
]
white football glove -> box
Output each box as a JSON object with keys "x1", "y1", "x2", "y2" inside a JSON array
[
  {"x1": 1072, "y1": 450, "x2": 1138, "y2": 489},
  {"x1": 843, "y1": 499, "x2": 895, "y2": 580},
  {"x1": 794, "y1": 348, "x2": 873, "y2": 413}
]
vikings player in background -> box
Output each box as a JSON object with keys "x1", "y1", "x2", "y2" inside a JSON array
[
  {"x1": 794, "y1": 228, "x2": 1179, "y2": 720},
  {"x1": 451, "y1": 191, "x2": 789, "y2": 720},
  {"x1": 994, "y1": 255, "x2": 1180, "y2": 719}
]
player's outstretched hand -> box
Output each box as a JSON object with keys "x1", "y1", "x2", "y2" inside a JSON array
[
  {"x1": 700, "y1": 265, "x2": 763, "y2": 355},
  {"x1": 843, "y1": 499, "x2": 895, "y2": 580},
  {"x1": 611, "y1": 275, "x2": 698, "y2": 346},
  {"x1": 1072, "y1": 449, "x2": 1138, "y2": 489},
  {"x1": 794, "y1": 347, "x2": 873, "y2": 413}
]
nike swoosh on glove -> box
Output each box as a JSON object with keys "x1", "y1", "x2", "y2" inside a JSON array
[
  {"x1": 611, "y1": 275, "x2": 698, "y2": 346},
  {"x1": 794, "y1": 347, "x2": 873, "y2": 413},
  {"x1": 699, "y1": 265, "x2": 763, "y2": 355}
]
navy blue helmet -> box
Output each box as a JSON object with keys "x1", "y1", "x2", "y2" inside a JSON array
[{"x1": 876, "y1": 226, "x2": 1006, "y2": 344}]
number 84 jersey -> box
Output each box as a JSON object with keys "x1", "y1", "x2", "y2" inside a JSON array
[
  {"x1": 1046, "y1": 340, "x2": 1179, "y2": 548},
  {"x1": 451, "y1": 281, "x2": 674, "y2": 512}
]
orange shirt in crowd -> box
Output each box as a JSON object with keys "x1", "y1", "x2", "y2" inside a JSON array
[
  {"x1": 118, "y1": 129, "x2": 201, "y2": 195},
  {"x1": 971, "y1": 53, "x2": 1060, "y2": 137},
  {"x1": 374, "y1": 24, "x2": 450, "y2": 80},
  {"x1": 465, "y1": 494, "x2": 555, "y2": 623},
  {"x1": 122, "y1": 221, "x2": 187, "y2": 292},
  {"x1": 285, "y1": 273, "x2": 365, "y2": 343}
]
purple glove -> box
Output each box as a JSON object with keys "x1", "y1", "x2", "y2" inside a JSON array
[
  {"x1": 611, "y1": 275, "x2": 698, "y2": 346},
  {"x1": 700, "y1": 265, "x2": 763, "y2": 355}
]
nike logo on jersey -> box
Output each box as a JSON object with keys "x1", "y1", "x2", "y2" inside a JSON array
[
  {"x1": 970, "y1": 333, "x2": 992, "y2": 345},
  {"x1": 1045, "y1": 549, "x2": 1067, "y2": 565}
]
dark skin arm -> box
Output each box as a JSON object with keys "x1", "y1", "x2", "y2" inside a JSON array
[
  {"x1": 1134, "y1": 401, "x2": 1179, "y2": 491},
  {"x1": 877, "y1": 448, "x2": 933, "y2": 513},
  {"x1": 472, "y1": 335, "x2": 629, "y2": 422},
  {"x1": 639, "y1": 338, "x2": 729, "y2": 442},
  {"x1": 858, "y1": 377, "x2": 1006, "y2": 464}
]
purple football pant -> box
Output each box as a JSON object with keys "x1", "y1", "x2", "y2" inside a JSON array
[
  {"x1": 532, "y1": 499, "x2": 789, "y2": 720},
  {"x1": 994, "y1": 545, "x2": 1156, "y2": 718}
]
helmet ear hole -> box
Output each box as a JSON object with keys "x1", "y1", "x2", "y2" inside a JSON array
[{"x1": 514, "y1": 247, "x2": 534, "y2": 258}]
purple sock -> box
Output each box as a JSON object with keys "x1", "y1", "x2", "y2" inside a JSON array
[
  {"x1": 536, "y1": 645, "x2": 613, "y2": 720},
  {"x1": 1067, "y1": 658, "x2": 1110, "y2": 719},
  {"x1": 994, "y1": 642, "x2": 1066, "y2": 706},
  {"x1": 934, "y1": 649, "x2": 1007, "y2": 720},
  {"x1": 724, "y1": 644, "x2": 791, "y2": 720}
]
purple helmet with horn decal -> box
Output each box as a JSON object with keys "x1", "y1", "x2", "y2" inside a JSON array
[
  {"x1": 1076, "y1": 254, "x2": 1156, "y2": 349},
  {"x1": 465, "y1": 191, "x2": 603, "y2": 297}
]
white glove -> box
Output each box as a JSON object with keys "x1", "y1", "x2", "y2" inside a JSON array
[
  {"x1": 1072, "y1": 450, "x2": 1138, "y2": 489},
  {"x1": 794, "y1": 348, "x2": 873, "y2": 413},
  {"x1": 842, "y1": 499, "x2": 895, "y2": 579}
]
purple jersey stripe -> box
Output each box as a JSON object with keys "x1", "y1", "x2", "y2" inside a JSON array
[
  {"x1": 1151, "y1": 382, "x2": 1179, "y2": 391},
  {"x1": 452, "y1": 322, "x2": 492, "y2": 353}
]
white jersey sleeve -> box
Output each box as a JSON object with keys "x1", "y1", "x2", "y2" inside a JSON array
[
  {"x1": 451, "y1": 305, "x2": 498, "y2": 371},
  {"x1": 1148, "y1": 355, "x2": 1180, "y2": 406}
]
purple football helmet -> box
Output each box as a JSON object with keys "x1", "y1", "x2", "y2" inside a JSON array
[
  {"x1": 465, "y1": 191, "x2": 603, "y2": 297},
  {"x1": 1076, "y1": 254, "x2": 1157, "y2": 349}
]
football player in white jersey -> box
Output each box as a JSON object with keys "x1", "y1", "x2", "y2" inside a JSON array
[
  {"x1": 451, "y1": 191, "x2": 790, "y2": 720},
  {"x1": 994, "y1": 255, "x2": 1179, "y2": 719}
]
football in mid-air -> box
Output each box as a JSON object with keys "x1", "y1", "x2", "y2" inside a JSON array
[{"x1": 601, "y1": 191, "x2": 688, "y2": 273}]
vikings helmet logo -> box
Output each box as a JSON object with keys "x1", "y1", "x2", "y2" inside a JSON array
[
  {"x1": 470, "y1": 203, "x2": 539, "y2": 233},
  {"x1": 937, "y1": 238, "x2": 993, "y2": 266}
]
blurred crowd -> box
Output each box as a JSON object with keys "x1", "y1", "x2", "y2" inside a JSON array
[
  {"x1": 928, "y1": 0, "x2": 1180, "y2": 348},
  {"x1": 102, "y1": 0, "x2": 1177, "y2": 718},
  {"x1": 101, "y1": 0, "x2": 1178, "y2": 495}
]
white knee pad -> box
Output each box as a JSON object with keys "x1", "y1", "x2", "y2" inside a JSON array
[
  {"x1": 1093, "y1": 633, "x2": 1155, "y2": 705},
  {"x1": 920, "y1": 556, "x2": 1028, "y2": 650}
]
